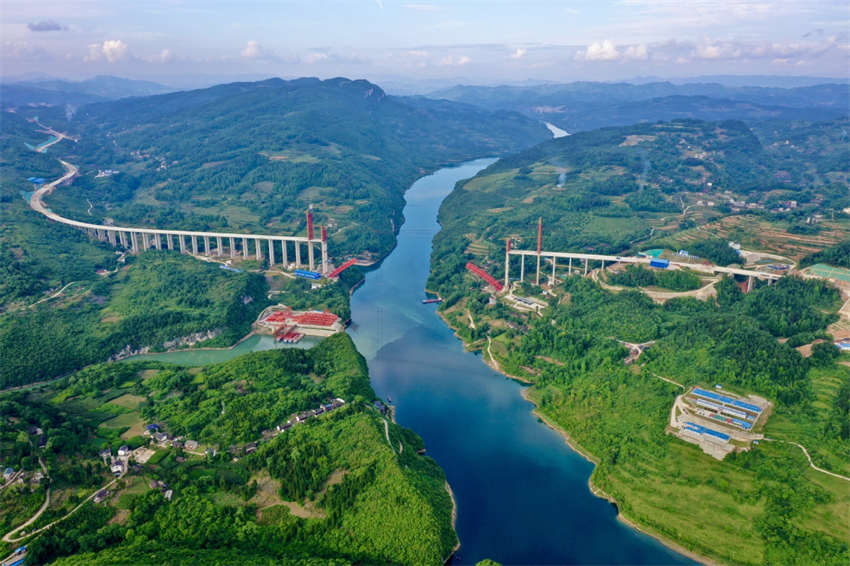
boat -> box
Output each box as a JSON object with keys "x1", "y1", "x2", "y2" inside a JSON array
[{"x1": 421, "y1": 297, "x2": 442, "y2": 304}]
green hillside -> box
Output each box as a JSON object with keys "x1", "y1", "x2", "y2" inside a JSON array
[
  {"x1": 41, "y1": 77, "x2": 550, "y2": 258},
  {"x1": 1, "y1": 335, "x2": 456, "y2": 565}
]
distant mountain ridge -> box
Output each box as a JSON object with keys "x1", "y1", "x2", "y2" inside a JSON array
[
  {"x1": 428, "y1": 81, "x2": 850, "y2": 132},
  {"x1": 0, "y1": 75, "x2": 174, "y2": 108}
]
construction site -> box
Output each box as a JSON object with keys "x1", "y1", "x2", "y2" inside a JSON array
[
  {"x1": 255, "y1": 305, "x2": 345, "y2": 343},
  {"x1": 668, "y1": 386, "x2": 771, "y2": 460}
]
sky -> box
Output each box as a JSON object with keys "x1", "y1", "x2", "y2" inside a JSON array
[{"x1": 2, "y1": 0, "x2": 848, "y2": 89}]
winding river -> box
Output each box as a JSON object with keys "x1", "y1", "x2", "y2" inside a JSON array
[
  {"x1": 348, "y1": 159, "x2": 693, "y2": 565},
  {"x1": 125, "y1": 158, "x2": 693, "y2": 563}
]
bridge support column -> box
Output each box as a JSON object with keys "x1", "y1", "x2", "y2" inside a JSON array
[
  {"x1": 268, "y1": 239, "x2": 275, "y2": 265},
  {"x1": 601, "y1": 260, "x2": 605, "y2": 272},
  {"x1": 191, "y1": 236, "x2": 199, "y2": 255},
  {"x1": 281, "y1": 239, "x2": 288, "y2": 266},
  {"x1": 142, "y1": 233, "x2": 150, "y2": 251},
  {"x1": 107, "y1": 230, "x2": 117, "y2": 246},
  {"x1": 321, "y1": 241, "x2": 328, "y2": 274},
  {"x1": 179, "y1": 235, "x2": 186, "y2": 254},
  {"x1": 229, "y1": 237, "x2": 236, "y2": 258},
  {"x1": 203, "y1": 236, "x2": 211, "y2": 256},
  {"x1": 504, "y1": 253, "x2": 510, "y2": 291},
  {"x1": 747, "y1": 275, "x2": 754, "y2": 292},
  {"x1": 129, "y1": 232, "x2": 138, "y2": 252},
  {"x1": 536, "y1": 254, "x2": 541, "y2": 286},
  {"x1": 767, "y1": 278, "x2": 773, "y2": 286},
  {"x1": 295, "y1": 242, "x2": 301, "y2": 267},
  {"x1": 255, "y1": 239, "x2": 262, "y2": 261},
  {"x1": 552, "y1": 257, "x2": 557, "y2": 283},
  {"x1": 520, "y1": 255, "x2": 525, "y2": 282},
  {"x1": 242, "y1": 237, "x2": 249, "y2": 260},
  {"x1": 119, "y1": 231, "x2": 128, "y2": 248},
  {"x1": 308, "y1": 241, "x2": 315, "y2": 271},
  {"x1": 154, "y1": 233, "x2": 162, "y2": 249},
  {"x1": 569, "y1": 257, "x2": 572, "y2": 275},
  {"x1": 584, "y1": 258, "x2": 588, "y2": 276},
  {"x1": 166, "y1": 234, "x2": 174, "y2": 251},
  {"x1": 217, "y1": 237, "x2": 223, "y2": 257}
]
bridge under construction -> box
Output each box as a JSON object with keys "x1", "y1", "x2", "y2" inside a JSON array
[{"x1": 501, "y1": 217, "x2": 784, "y2": 293}]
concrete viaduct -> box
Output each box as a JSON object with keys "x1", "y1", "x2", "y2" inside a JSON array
[
  {"x1": 505, "y1": 248, "x2": 783, "y2": 292},
  {"x1": 30, "y1": 160, "x2": 329, "y2": 273}
]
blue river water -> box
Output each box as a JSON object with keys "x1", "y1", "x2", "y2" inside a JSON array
[{"x1": 348, "y1": 159, "x2": 694, "y2": 565}]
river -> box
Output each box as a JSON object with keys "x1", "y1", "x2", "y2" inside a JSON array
[{"x1": 347, "y1": 159, "x2": 693, "y2": 565}]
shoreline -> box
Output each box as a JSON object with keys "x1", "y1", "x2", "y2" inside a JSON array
[
  {"x1": 443, "y1": 480, "x2": 460, "y2": 564},
  {"x1": 518, "y1": 390, "x2": 717, "y2": 566}
]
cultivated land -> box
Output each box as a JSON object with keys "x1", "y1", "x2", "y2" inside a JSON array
[{"x1": 427, "y1": 118, "x2": 850, "y2": 565}]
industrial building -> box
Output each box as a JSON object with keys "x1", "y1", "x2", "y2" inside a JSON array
[{"x1": 669, "y1": 385, "x2": 770, "y2": 460}]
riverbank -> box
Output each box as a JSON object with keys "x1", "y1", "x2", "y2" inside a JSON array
[
  {"x1": 443, "y1": 481, "x2": 460, "y2": 564},
  {"x1": 520, "y1": 389, "x2": 716, "y2": 566}
]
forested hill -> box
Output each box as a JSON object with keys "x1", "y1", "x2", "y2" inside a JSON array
[
  {"x1": 428, "y1": 117, "x2": 849, "y2": 297},
  {"x1": 429, "y1": 81, "x2": 850, "y2": 132},
  {"x1": 45, "y1": 76, "x2": 549, "y2": 258}
]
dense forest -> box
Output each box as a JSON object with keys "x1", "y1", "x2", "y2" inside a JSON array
[
  {"x1": 0, "y1": 253, "x2": 269, "y2": 388},
  {"x1": 1, "y1": 335, "x2": 456, "y2": 565},
  {"x1": 20, "y1": 77, "x2": 549, "y2": 260}
]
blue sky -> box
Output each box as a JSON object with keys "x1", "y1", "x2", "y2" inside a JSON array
[{"x1": 2, "y1": 1, "x2": 848, "y2": 87}]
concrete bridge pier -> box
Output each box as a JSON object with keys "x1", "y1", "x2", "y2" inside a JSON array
[
  {"x1": 130, "y1": 232, "x2": 139, "y2": 252},
  {"x1": 321, "y1": 240, "x2": 328, "y2": 274},
  {"x1": 179, "y1": 235, "x2": 186, "y2": 254},
  {"x1": 191, "y1": 236, "x2": 199, "y2": 255},
  {"x1": 142, "y1": 233, "x2": 150, "y2": 251},
  {"x1": 584, "y1": 258, "x2": 589, "y2": 276},
  {"x1": 255, "y1": 239, "x2": 262, "y2": 261},
  {"x1": 308, "y1": 241, "x2": 315, "y2": 271},
  {"x1": 119, "y1": 231, "x2": 128, "y2": 248},
  {"x1": 229, "y1": 237, "x2": 236, "y2": 258},
  {"x1": 107, "y1": 230, "x2": 117, "y2": 246},
  {"x1": 166, "y1": 234, "x2": 174, "y2": 250},
  {"x1": 154, "y1": 233, "x2": 162, "y2": 250},
  {"x1": 568, "y1": 257, "x2": 573, "y2": 275},
  {"x1": 747, "y1": 275, "x2": 754, "y2": 292},
  {"x1": 203, "y1": 236, "x2": 211, "y2": 256},
  {"x1": 536, "y1": 254, "x2": 541, "y2": 285},
  {"x1": 217, "y1": 237, "x2": 223, "y2": 257},
  {"x1": 281, "y1": 239, "x2": 288, "y2": 266},
  {"x1": 295, "y1": 241, "x2": 301, "y2": 267},
  {"x1": 242, "y1": 237, "x2": 249, "y2": 260},
  {"x1": 551, "y1": 256, "x2": 557, "y2": 283},
  {"x1": 268, "y1": 239, "x2": 275, "y2": 265}
]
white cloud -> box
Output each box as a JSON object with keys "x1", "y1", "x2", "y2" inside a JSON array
[
  {"x1": 303, "y1": 51, "x2": 329, "y2": 64},
  {"x1": 240, "y1": 40, "x2": 263, "y2": 58},
  {"x1": 84, "y1": 39, "x2": 129, "y2": 63},
  {"x1": 510, "y1": 47, "x2": 527, "y2": 59},
  {"x1": 578, "y1": 40, "x2": 620, "y2": 61},
  {"x1": 623, "y1": 44, "x2": 648, "y2": 60},
  {"x1": 439, "y1": 54, "x2": 471, "y2": 66}
]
